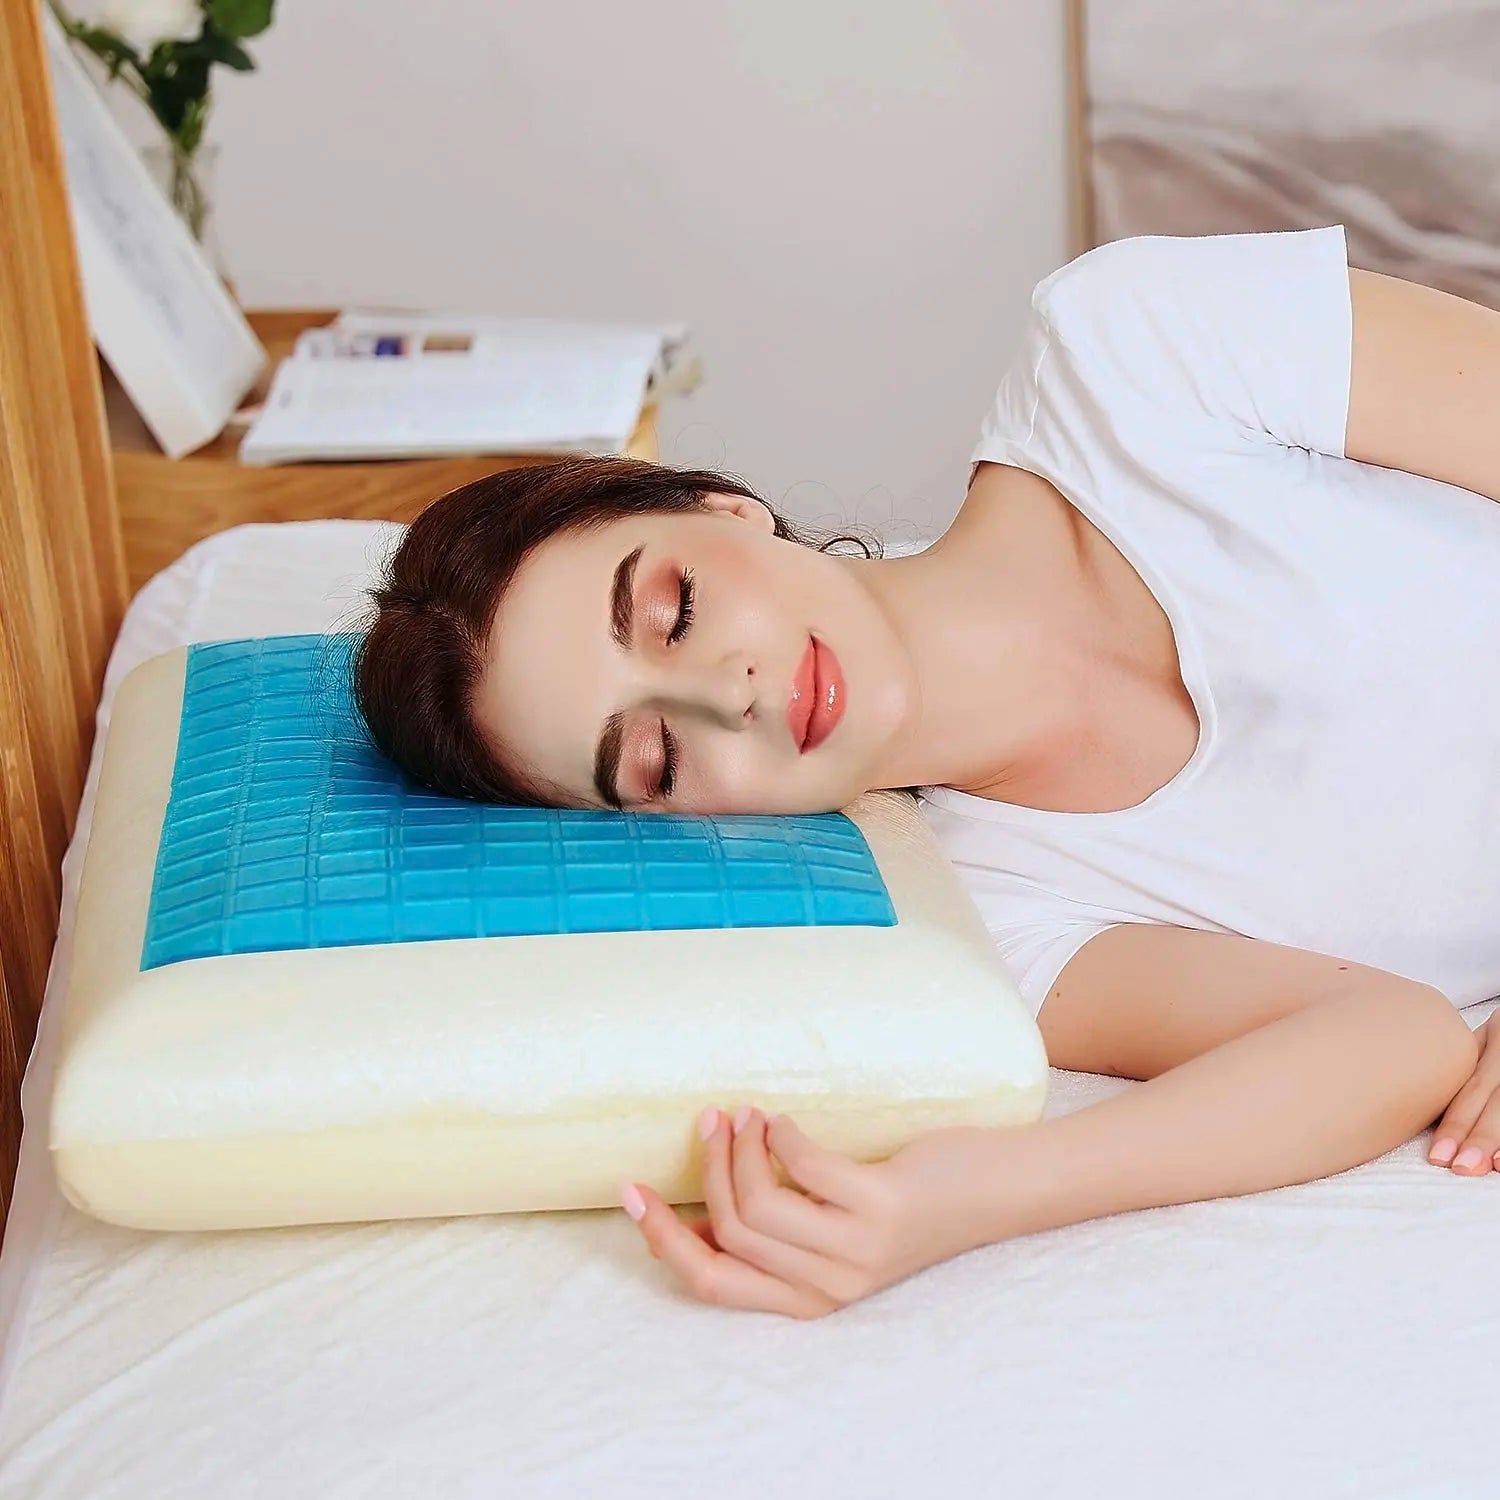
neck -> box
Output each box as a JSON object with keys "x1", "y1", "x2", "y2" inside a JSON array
[{"x1": 837, "y1": 504, "x2": 1093, "y2": 796}]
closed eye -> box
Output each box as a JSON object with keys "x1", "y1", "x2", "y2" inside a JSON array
[
  {"x1": 654, "y1": 572, "x2": 694, "y2": 800},
  {"x1": 656, "y1": 719, "x2": 679, "y2": 799},
  {"x1": 667, "y1": 568, "x2": 695, "y2": 645}
]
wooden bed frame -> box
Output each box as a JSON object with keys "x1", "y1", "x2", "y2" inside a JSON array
[{"x1": 0, "y1": 0, "x2": 129, "y2": 1238}]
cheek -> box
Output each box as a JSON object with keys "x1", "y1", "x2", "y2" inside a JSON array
[
  {"x1": 708, "y1": 541, "x2": 782, "y2": 624},
  {"x1": 674, "y1": 731, "x2": 793, "y2": 817},
  {"x1": 690, "y1": 730, "x2": 767, "y2": 805}
]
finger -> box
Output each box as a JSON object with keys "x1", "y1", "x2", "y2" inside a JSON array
[
  {"x1": 681, "y1": 1213, "x2": 716, "y2": 1246},
  {"x1": 1449, "y1": 1090, "x2": 1500, "y2": 1176},
  {"x1": 701, "y1": 1109, "x2": 857, "y2": 1294},
  {"x1": 651, "y1": 1211, "x2": 720, "y2": 1255},
  {"x1": 625, "y1": 1182, "x2": 838, "y2": 1320},
  {"x1": 764, "y1": 1112, "x2": 879, "y2": 1214},
  {"x1": 1430, "y1": 1072, "x2": 1496, "y2": 1166},
  {"x1": 624, "y1": 1191, "x2": 715, "y2": 1257},
  {"x1": 728, "y1": 1109, "x2": 861, "y2": 1259}
]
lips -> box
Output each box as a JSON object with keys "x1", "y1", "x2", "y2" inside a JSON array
[
  {"x1": 787, "y1": 638, "x2": 816, "y2": 750},
  {"x1": 786, "y1": 635, "x2": 845, "y2": 754}
]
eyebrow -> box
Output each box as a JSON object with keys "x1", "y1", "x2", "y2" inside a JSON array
[{"x1": 594, "y1": 544, "x2": 646, "y2": 808}]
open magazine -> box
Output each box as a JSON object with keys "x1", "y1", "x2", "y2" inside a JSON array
[{"x1": 238, "y1": 313, "x2": 696, "y2": 466}]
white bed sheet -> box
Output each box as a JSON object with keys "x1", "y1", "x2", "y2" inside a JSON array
[{"x1": 1, "y1": 519, "x2": 1497, "y2": 1500}]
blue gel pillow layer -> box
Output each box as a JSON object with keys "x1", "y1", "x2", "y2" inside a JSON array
[{"x1": 141, "y1": 636, "x2": 896, "y2": 969}]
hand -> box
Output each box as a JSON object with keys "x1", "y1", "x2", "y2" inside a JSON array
[
  {"x1": 620, "y1": 1106, "x2": 995, "y2": 1320},
  {"x1": 1428, "y1": 1013, "x2": 1500, "y2": 1175}
]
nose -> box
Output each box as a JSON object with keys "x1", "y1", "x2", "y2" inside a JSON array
[{"x1": 654, "y1": 650, "x2": 756, "y2": 726}]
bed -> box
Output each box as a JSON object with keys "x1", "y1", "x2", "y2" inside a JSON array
[{"x1": 4, "y1": 5, "x2": 1500, "y2": 1497}]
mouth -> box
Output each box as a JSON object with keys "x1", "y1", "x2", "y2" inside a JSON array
[{"x1": 786, "y1": 634, "x2": 845, "y2": 754}]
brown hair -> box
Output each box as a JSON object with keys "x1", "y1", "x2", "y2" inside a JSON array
[{"x1": 352, "y1": 455, "x2": 879, "y2": 806}]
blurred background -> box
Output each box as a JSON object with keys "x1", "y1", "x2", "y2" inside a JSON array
[
  {"x1": 72, "y1": 0, "x2": 1500, "y2": 548},
  {"x1": 1087, "y1": 0, "x2": 1500, "y2": 303},
  {"x1": 84, "y1": 0, "x2": 1072, "y2": 548}
]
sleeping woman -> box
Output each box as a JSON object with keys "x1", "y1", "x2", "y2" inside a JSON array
[{"x1": 353, "y1": 224, "x2": 1500, "y2": 1320}]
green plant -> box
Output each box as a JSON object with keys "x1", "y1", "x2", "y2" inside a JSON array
[{"x1": 49, "y1": 0, "x2": 277, "y2": 239}]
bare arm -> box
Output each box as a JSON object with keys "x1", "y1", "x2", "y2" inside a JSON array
[
  {"x1": 960, "y1": 980, "x2": 1477, "y2": 1247},
  {"x1": 621, "y1": 930, "x2": 1482, "y2": 1320},
  {"x1": 1346, "y1": 266, "x2": 1500, "y2": 504}
]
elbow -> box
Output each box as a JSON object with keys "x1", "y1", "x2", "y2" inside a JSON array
[
  {"x1": 1359, "y1": 983, "x2": 1480, "y2": 1150},
  {"x1": 1402, "y1": 982, "x2": 1480, "y2": 1093}
]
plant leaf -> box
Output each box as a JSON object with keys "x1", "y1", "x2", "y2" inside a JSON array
[
  {"x1": 70, "y1": 25, "x2": 142, "y2": 76},
  {"x1": 207, "y1": 0, "x2": 274, "y2": 39},
  {"x1": 200, "y1": 31, "x2": 255, "y2": 70},
  {"x1": 145, "y1": 52, "x2": 209, "y2": 133}
]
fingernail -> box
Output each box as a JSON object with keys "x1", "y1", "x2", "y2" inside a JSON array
[
  {"x1": 733, "y1": 1105, "x2": 752, "y2": 1134},
  {"x1": 1431, "y1": 1138, "x2": 1457, "y2": 1164},
  {"x1": 1454, "y1": 1146, "x2": 1483, "y2": 1170},
  {"x1": 622, "y1": 1183, "x2": 647, "y2": 1221},
  {"x1": 698, "y1": 1106, "x2": 718, "y2": 1142}
]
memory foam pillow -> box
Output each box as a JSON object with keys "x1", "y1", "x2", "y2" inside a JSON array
[{"x1": 50, "y1": 634, "x2": 1047, "y2": 1231}]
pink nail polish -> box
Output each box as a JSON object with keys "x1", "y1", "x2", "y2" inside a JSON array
[
  {"x1": 698, "y1": 1106, "x2": 718, "y2": 1142},
  {"x1": 733, "y1": 1105, "x2": 752, "y2": 1134},
  {"x1": 622, "y1": 1183, "x2": 646, "y2": 1221},
  {"x1": 1431, "y1": 1138, "x2": 1457, "y2": 1164}
]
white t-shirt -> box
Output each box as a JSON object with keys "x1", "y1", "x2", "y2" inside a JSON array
[{"x1": 917, "y1": 223, "x2": 1500, "y2": 1018}]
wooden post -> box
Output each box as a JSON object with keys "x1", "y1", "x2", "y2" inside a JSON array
[{"x1": 0, "y1": 0, "x2": 128, "y2": 1233}]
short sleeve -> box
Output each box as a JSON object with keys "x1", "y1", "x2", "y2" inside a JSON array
[
  {"x1": 973, "y1": 223, "x2": 1353, "y2": 466},
  {"x1": 989, "y1": 918, "x2": 1122, "y2": 1020}
]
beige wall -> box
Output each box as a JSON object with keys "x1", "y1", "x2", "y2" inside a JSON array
[{"x1": 196, "y1": 0, "x2": 1070, "y2": 542}]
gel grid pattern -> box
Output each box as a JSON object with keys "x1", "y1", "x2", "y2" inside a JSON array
[{"x1": 141, "y1": 636, "x2": 896, "y2": 969}]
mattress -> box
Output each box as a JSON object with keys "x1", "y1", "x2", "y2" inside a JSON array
[{"x1": 1, "y1": 519, "x2": 1497, "y2": 1500}]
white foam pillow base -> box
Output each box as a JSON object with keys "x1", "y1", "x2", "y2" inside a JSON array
[{"x1": 50, "y1": 646, "x2": 1048, "y2": 1231}]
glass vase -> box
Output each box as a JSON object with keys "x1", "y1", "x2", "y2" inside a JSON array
[{"x1": 142, "y1": 139, "x2": 227, "y2": 273}]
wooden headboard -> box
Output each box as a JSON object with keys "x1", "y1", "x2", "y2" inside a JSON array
[{"x1": 0, "y1": 0, "x2": 129, "y2": 1235}]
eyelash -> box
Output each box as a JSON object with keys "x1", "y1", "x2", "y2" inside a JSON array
[
  {"x1": 654, "y1": 569, "x2": 693, "y2": 800},
  {"x1": 657, "y1": 720, "x2": 679, "y2": 799},
  {"x1": 666, "y1": 569, "x2": 695, "y2": 645}
]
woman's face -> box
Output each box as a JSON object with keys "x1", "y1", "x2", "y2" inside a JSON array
[{"x1": 473, "y1": 493, "x2": 916, "y2": 814}]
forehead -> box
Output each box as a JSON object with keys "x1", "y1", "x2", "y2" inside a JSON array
[
  {"x1": 488, "y1": 516, "x2": 629, "y2": 669},
  {"x1": 497, "y1": 509, "x2": 686, "y2": 631}
]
